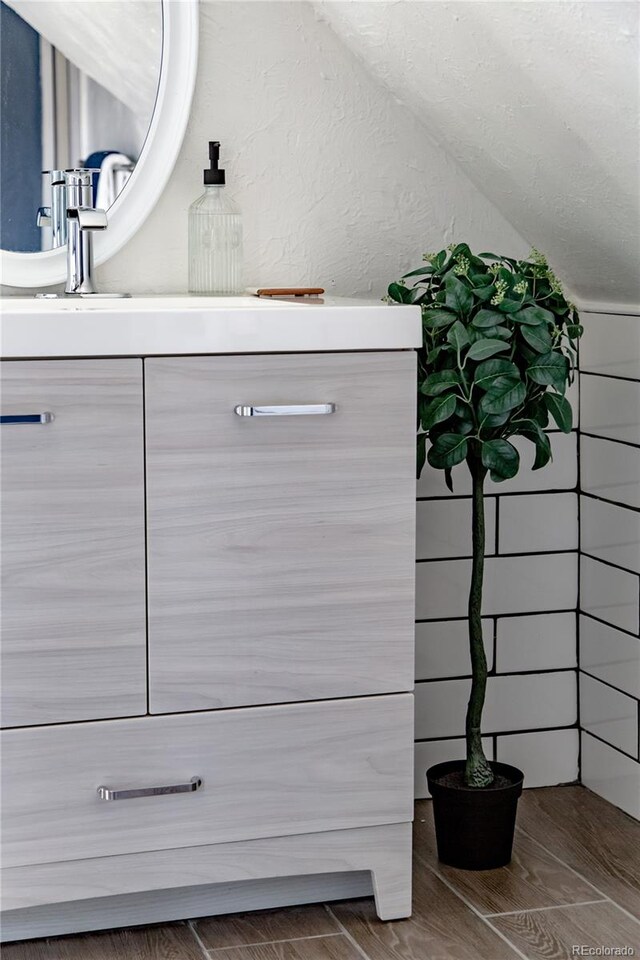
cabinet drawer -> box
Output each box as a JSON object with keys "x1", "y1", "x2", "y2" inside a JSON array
[
  {"x1": 146, "y1": 352, "x2": 416, "y2": 714},
  {"x1": 0, "y1": 360, "x2": 146, "y2": 727},
  {"x1": 1, "y1": 694, "x2": 414, "y2": 868}
]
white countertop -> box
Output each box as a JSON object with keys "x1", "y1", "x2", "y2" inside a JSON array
[{"x1": 0, "y1": 295, "x2": 421, "y2": 358}]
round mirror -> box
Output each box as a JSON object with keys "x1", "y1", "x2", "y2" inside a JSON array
[{"x1": 0, "y1": 0, "x2": 198, "y2": 287}]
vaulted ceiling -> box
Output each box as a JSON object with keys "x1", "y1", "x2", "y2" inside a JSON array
[{"x1": 317, "y1": 1, "x2": 640, "y2": 307}]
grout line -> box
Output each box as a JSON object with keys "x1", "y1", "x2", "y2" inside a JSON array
[
  {"x1": 580, "y1": 610, "x2": 640, "y2": 641},
  {"x1": 515, "y1": 828, "x2": 640, "y2": 928},
  {"x1": 416, "y1": 548, "x2": 578, "y2": 563},
  {"x1": 484, "y1": 898, "x2": 608, "y2": 918},
  {"x1": 415, "y1": 722, "x2": 578, "y2": 743},
  {"x1": 206, "y1": 932, "x2": 344, "y2": 954},
  {"x1": 325, "y1": 905, "x2": 373, "y2": 960},
  {"x1": 580, "y1": 549, "x2": 640, "y2": 578},
  {"x1": 580, "y1": 431, "x2": 640, "y2": 451},
  {"x1": 580, "y1": 491, "x2": 640, "y2": 515},
  {"x1": 187, "y1": 919, "x2": 215, "y2": 960},
  {"x1": 578, "y1": 667, "x2": 640, "y2": 704},
  {"x1": 580, "y1": 728, "x2": 640, "y2": 764},
  {"x1": 415, "y1": 853, "x2": 529, "y2": 960},
  {"x1": 579, "y1": 370, "x2": 640, "y2": 384}
]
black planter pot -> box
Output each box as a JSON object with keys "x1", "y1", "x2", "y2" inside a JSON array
[{"x1": 426, "y1": 759, "x2": 524, "y2": 870}]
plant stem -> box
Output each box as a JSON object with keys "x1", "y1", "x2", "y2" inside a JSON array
[{"x1": 465, "y1": 454, "x2": 494, "y2": 787}]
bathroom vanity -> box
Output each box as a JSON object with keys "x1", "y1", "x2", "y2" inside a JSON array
[{"x1": 0, "y1": 296, "x2": 420, "y2": 940}]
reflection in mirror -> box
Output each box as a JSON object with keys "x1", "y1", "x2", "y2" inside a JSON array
[{"x1": 0, "y1": 0, "x2": 162, "y2": 253}]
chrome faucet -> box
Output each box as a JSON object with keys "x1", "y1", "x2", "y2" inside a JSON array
[
  {"x1": 63, "y1": 169, "x2": 106, "y2": 295},
  {"x1": 35, "y1": 168, "x2": 128, "y2": 298}
]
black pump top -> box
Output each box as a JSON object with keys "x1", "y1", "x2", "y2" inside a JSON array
[{"x1": 204, "y1": 141, "x2": 226, "y2": 185}]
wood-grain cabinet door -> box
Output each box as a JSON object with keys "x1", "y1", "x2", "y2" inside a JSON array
[
  {"x1": 145, "y1": 351, "x2": 416, "y2": 714},
  {"x1": 0, "y1": 360, "x2": 147, "y2": 727}
]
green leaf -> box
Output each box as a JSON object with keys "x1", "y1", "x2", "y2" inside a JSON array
[
  {"x1": 387, "y1": 282, "x2": 411, "y2": 304},
  {"x1": 544, "y1": 392, "x2": 573, "y2": 433},
  {"x1": 512, "y1": 306, "x2": 554, "y2": 326},
  {"x1": 566, "y1": 324, "x2": 584, "y2": 339},
  {"x1": 527, "y1": 351, "x2": 569, "y2": 390},
  {"x1": 421, "y1": 370, "x2": 463, "y2": 396},
  {"x1": 422, "y1": 308, "x2": 457, "y2": 330},
  {"x1": 447, "y1": 320, "x2": 470, "y2": 351},
  {"x1": 403, "y1": 266, "x2": 434, "y2": 278},
  {"x1": 481, "y1": 411, "x2": 510, "y2": 429},
  {"x1": 489, "y1": 325, "x2": 514, "y2": 340},
  {"x1": 481, "y1": 438, "x2": 520, "y2": 481},
  {"x1": 466, "y1": 338, "x2": 510, "y2": 362},
  {"x1": 427, "y1": 433, "x2": 469, "y2": 469},
  {"x1": 445, "y1": 274, "x2": 473, "y2": 316},
  {"x1": 471, "y1": 309, "x2": 505, "y2": 329},
  {"x1": 497, "y1": 298, "x2": 524, "y2": 314},
  {"x1": 422, "y1": 394, "x2": 457, "y2": 429},
  {"x1": 474, "y1": 359, "x2": 520, "y2": 390},
  {"x1": 480, "y1": 376, "x2": 527, "y2": 415},
  {"x1": 471, "y1": 284, "x2": 495, "y2": 302},
  {"x1": 521, "y1": 323, "x2": 552, "y2": 353},
  {"x1": 417, "y1": 433, "x2": 427, "y2": 479},
  {"x1": 520, "y1": 422, "x2": 552, "y2": 470}
]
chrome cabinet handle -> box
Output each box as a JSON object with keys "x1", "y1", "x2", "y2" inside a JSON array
[
  {"x1": 234, "y1": 404, "x2": 336, "y2": 417},
  {"x1": 0, "y1": 412, "x2": 54, "y2": 425},
  {"x1": 97, "y1": 776, "x2": 202, "y2": 801}
]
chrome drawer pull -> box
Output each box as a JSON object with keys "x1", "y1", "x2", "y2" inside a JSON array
[
  {"x1": 97, "y1": 776, "x2": 202, "y2": 801},
  {"x1": 234, "y1": 403, "x2": 335, "y2": 417},
  {"x1": 0, "y1": 412, "x2": 54, "y2": 425}
]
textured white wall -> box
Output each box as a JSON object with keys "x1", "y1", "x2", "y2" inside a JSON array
[
  {"x1": 317, "y1": 0, "x2": 640, "y2": 307},
  {"x1": 97, "y1": 0, "x2": 527, "y2": 296}
]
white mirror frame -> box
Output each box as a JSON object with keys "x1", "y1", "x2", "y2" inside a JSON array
[{"x1": 0, "y1": 0, "x2": 198, "y2": 289}]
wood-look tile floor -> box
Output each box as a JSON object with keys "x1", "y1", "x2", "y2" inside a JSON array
[{"x1": 5, "y1": 786, "x2": 639, "y2": 960}]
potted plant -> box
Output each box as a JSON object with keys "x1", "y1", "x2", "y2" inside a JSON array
[{"x1": 389, "y1": 244, "x2": 581, "y2": 870}]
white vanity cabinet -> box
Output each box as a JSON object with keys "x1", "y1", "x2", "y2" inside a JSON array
[
  {"x1": 0, "y1": 300, "x2": 419, "y2": 941},
  {"x1": 145, "y1": 352, "x2": 416, "y2": 713},
  {"x1": 0, "y1": 360, "x2": 147, "y2": 727}
]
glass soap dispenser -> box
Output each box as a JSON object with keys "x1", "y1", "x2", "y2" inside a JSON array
[{"x1": 188, "y1": 141, "x2": 243, "y2": 294}]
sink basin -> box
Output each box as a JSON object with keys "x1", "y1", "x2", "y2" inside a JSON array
[{"x1": 0, "y1": 295, "x2": 421, "y2": 358}]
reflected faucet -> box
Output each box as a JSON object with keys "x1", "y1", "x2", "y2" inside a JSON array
[{"x1": 37, "y1": 170, "x2": 68, "y2": 249}]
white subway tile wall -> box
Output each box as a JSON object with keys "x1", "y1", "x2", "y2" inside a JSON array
[
  {"x1": 580, "y1": 312, "x2": 640, "y2": 379},
  {"x1": 416, "y1": 498, "x2": 497, "y2": 560},
  {"x1": 578, "y1": 311, "x2": 640, "y2": 820},
  {"x1": 580, "y1": 615, "x2": 640, "y2": 699},
  {"x1": 580, "y1": 555, "x2": 639, "y2": 635},
  {"x1": 412, "y1": 310, "x2": 640, "y2": 809},
  {"x1": 581, "y1": 435, "x2": 640, "y2": 509},
  {"x1": 581, "y1": 732, "x2": 640, "y2": 820},
  {"x1": 415, "y1": 619, "x2": 493, "y2": 680},
  {"x1": 414, "y1": 672, "x2": 577, "y2": 739},
  {"x1": 580, "y1": 374, "x2": 640, "y2": 446},
  {"x1": 416, "y1": 553, "x2": 577, "y2": 620},
  {"x1": 579, "y1": 673, "x2": 638, "y2": 758},
  {"x1": 495, "y1": 729, "x2": 579, "y2": 788},
  {"x1": 498, "y1": 492, "x2": 578, "y2": 554},
  {"x1": 581, "y1": 496, "x2": 640, "y2": 574},
  {"x1": 495, "y1": 613, "x2": 576, "y2": 673}
]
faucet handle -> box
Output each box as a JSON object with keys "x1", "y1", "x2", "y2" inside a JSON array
[
  {"x1": 36, "y1": 206, "x2": 52, "y2": 227},
  {"x1": 67, "y1": 207, "x2": 108, "y2": 231}
]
